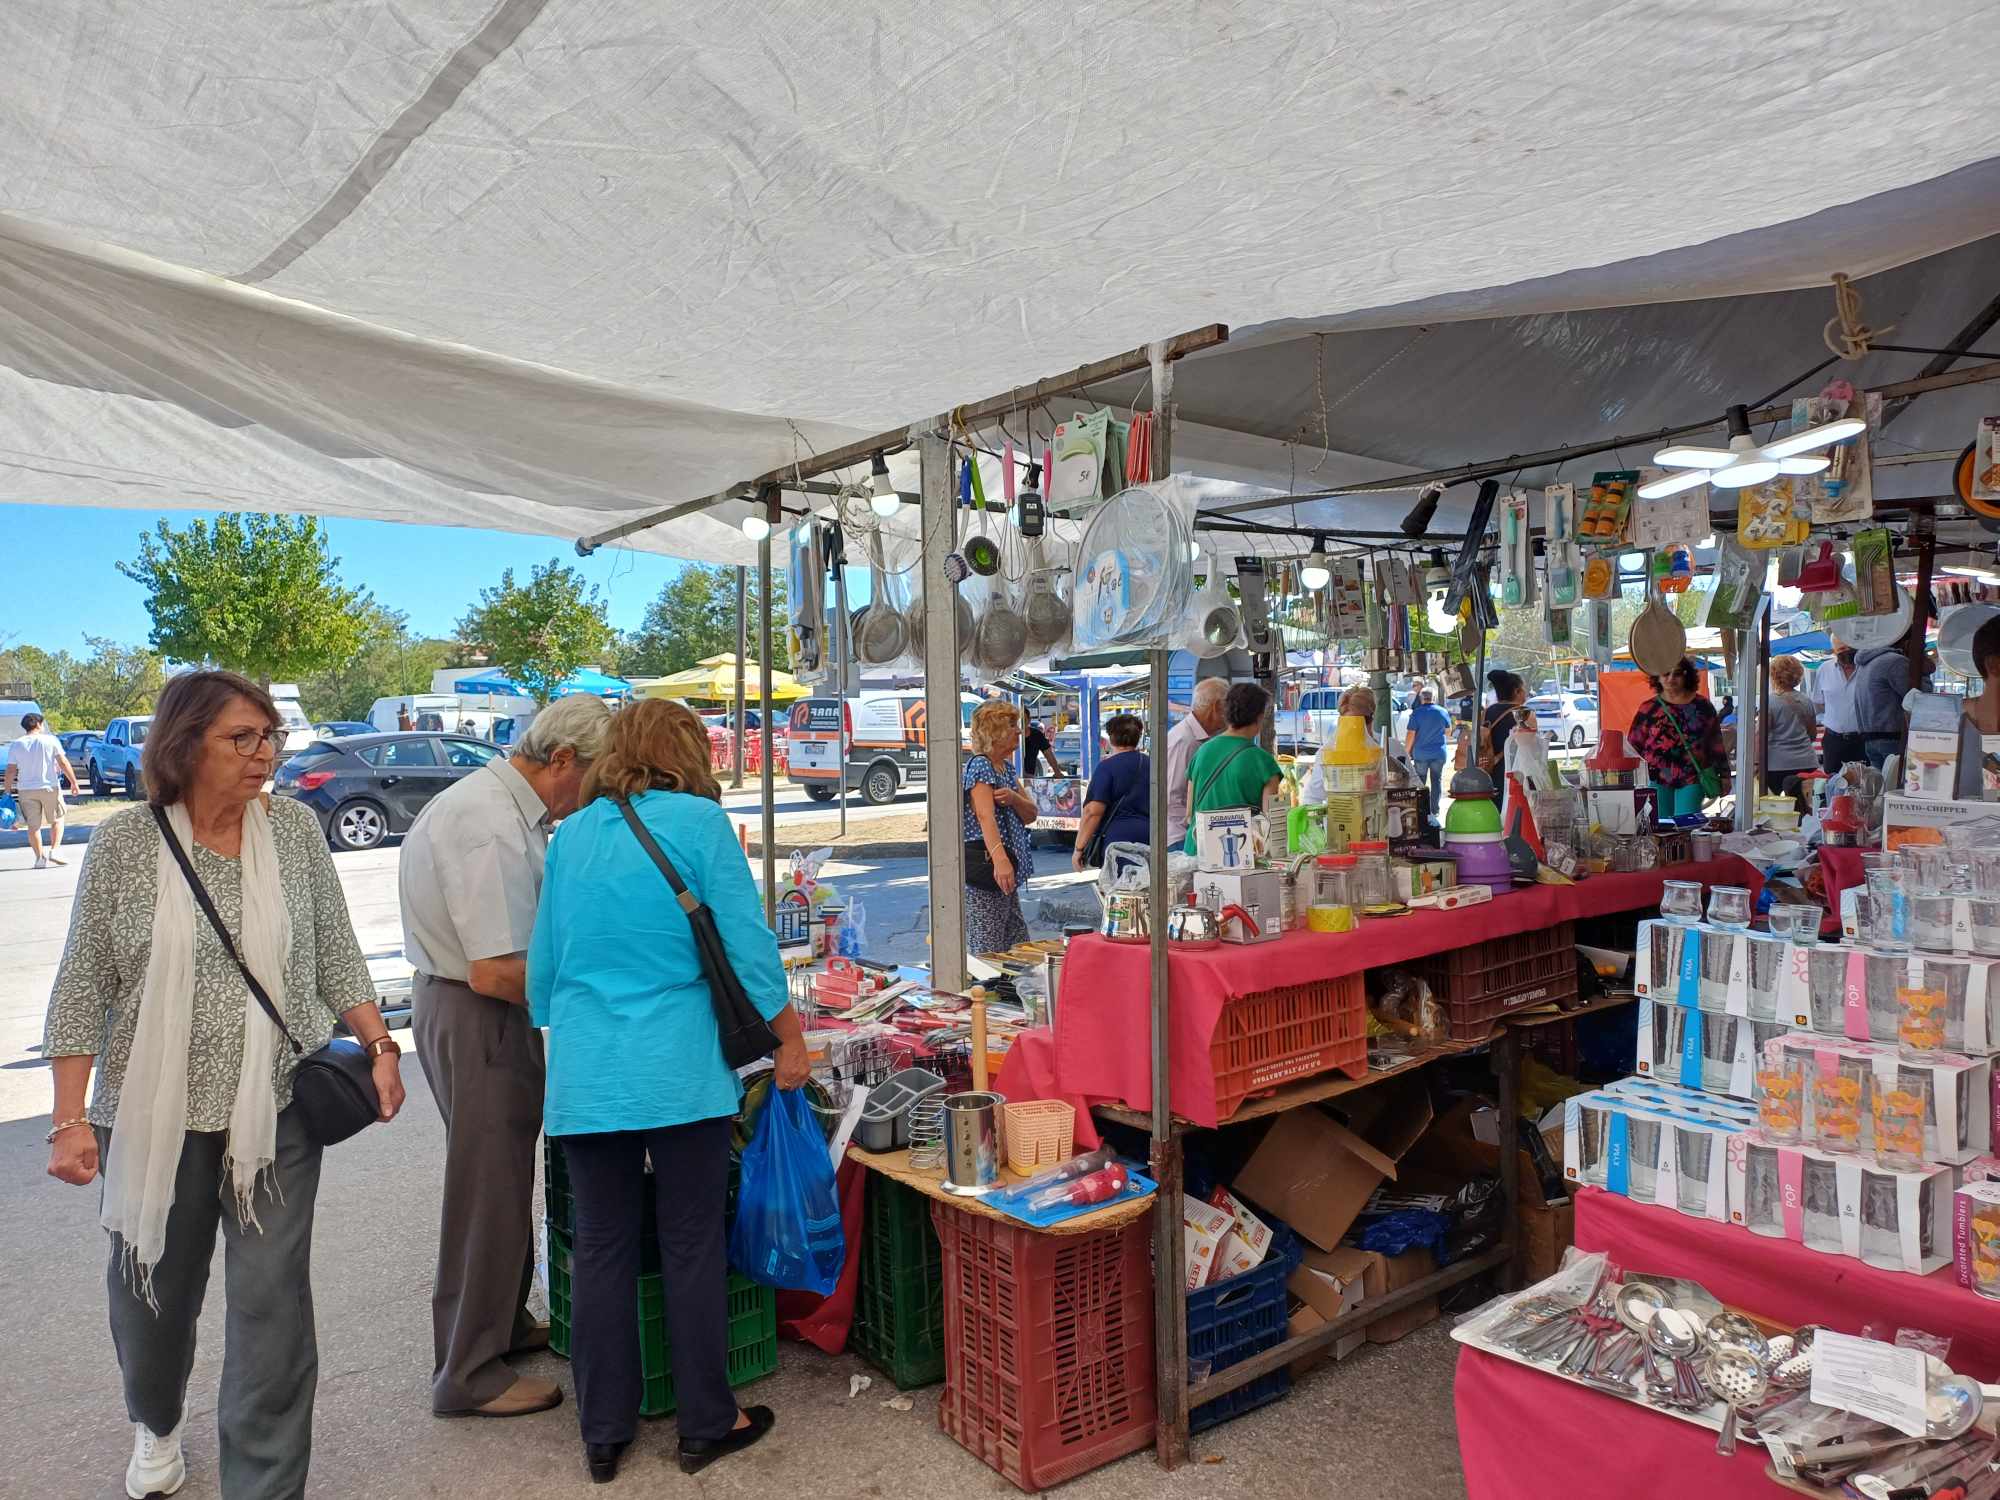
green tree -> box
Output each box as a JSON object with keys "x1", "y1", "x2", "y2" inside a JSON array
[
  {"x1": 617, "y1": 563, "x2": 790, "y2": 679},
  {"x1": 117, "y1": 515, "x2": 371, "y2": 686},
  {"x1": 0, "y1": 638, "x2": 167, "y2": 728},
  {"x1": 299, "y1": 605, "x2": 452, "y2": 722},
  {"x1": 457, "y1": 560, "x2": 613, "y2": 706}
]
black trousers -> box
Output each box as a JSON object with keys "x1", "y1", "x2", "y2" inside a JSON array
[
  {"x1": 1820, "y1": 730, "x2": 1867, "y2": 776},
  {"x1": 559, "y1": 1116, "x2": 736, "y2": 1445}
]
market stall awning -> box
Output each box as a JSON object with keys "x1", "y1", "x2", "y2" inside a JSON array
[
  {"x1": 454, "y1": 668, "x2": 631, "y2": 699},
  {"x1": 637, "y1": 659, "x2": 809, "y2": 703},
  {"x1": 3, "y1": 5, "x2": 1999, "y2": 555}
]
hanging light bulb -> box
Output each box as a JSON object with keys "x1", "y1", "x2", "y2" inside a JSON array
[
  {"x1": 1423, "y1": 548, "x2": 1452, "y2": 592},
  {"x1": 740, "y1": 511, "x2": 771, "y2": 542},
  {"x1": 868, "y1": 452, "x2": 899, "y2": 519},
  {"x1": 1299, "y1": 536, "x2": 1331, "y2": 591}
]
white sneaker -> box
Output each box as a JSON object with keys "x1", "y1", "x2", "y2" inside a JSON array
[
  {"x1": 126, "y1": 1421, "x2": 186, "y2": 1498},
  {"x1": 32, "y1": 856, "x2": 48, "y2": 870}
]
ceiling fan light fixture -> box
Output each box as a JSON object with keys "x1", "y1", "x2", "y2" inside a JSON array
[
  {"x1": 1709, "y1": 458, "x2": 1780, "y2": 489},
  {"x1": 1776, "y1": 454, "x2": 1830, "y2": 476},
  {"x1": 1761, "y1": 416, "x2": 1867, "y2": 460},
  {"x1": 1636, "y1": 467, "x2": 1712, "y2": 500},
  {"x1": 1654, "y1": 445, "x2": 1739, "y2": 469}
]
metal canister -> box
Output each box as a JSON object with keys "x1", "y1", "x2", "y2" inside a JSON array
[
  {"x1": 1042, "y1": 950, "x2": 1064, "y2": 1028},
  {"x1": 940, "y1": 1091, "x2": 1006, "y2": 1196}
]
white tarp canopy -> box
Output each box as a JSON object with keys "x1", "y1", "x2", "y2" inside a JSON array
[{"x1": 4, "y1": 2, "x2": 2000, "y2": 561}]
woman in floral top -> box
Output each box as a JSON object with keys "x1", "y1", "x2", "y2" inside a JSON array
[
  {"x1": 42, "y1": 670, "x2": 401, "y2": 1500},
  {"x1": 1626, "y1": 657, "x2": 1730, "y2": 818},
  {"x1": 961, "y1": 700, "x2": 1038, "y2": 955}
]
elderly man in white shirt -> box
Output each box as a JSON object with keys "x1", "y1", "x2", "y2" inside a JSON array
[
  {"x1": 1164, "y1": 677, "x2": 1230, "y2": 848},
  {"x1": 399, "y1": 694, "x2": 611, "y2": 1419},
  {"x1": 1811, "y1": 636, "x2": 1863, "y2": 775}
]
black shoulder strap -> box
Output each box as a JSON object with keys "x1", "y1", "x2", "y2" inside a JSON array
[
  {"x1": 1193, "y1": 736, "x2": 1254, "y2": 805},
  {"x1": 150, "y1": 805, "x2": 302, "y2": 1056},
  {"x1": 613, "y1": 795, "x2": 702, "y2": 915}
]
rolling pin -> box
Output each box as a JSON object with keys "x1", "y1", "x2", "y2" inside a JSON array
[{"x1": 970, "y1": 986, "x2": 989, "y2": 1091}]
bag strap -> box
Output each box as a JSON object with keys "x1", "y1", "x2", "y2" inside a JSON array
[
  {"x1": 150, "y1": 805, "x2": 302, "y2": 1057},
  {"x1": 1659, "y1": 697, "x2": 1705, "y2": 772},
  {"x1": 613, "y1": 794, "x2": 704, "y2": 917},
  {"x1": 1193, "y1": 736, "x2": 1254, "y2": 805}
]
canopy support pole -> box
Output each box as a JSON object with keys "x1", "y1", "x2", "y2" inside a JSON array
[
  {"x1": 832, "y1": 530, "x2": 850, "y2": 837},
  {"x1": 758, "y1": 491, "x2": 777, "y2": 921},
  {"x1": 1735, "y1": 600, "x2": 1768, "y2": 832},
  {"x1": 919, "y1": 431, "x2": 967, "y2": 992},
  {"x1": 733, "y1": 566, "x2": 747, "y2": 790}
]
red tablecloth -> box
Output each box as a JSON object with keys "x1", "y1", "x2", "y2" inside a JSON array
[
  {"x1": 1816, "y1": 844, "x2": 1880, "y2": 939},
  {"x1": 1036, "y1": 858, "x2": 1762, "y2": 1127},
  {"x1": 1455, "y1": 1344, "x2": 1774, "y2": 1500},
  {"x1": 1574, "y1": 1186, "x2": 2000, "y2": 1380}
]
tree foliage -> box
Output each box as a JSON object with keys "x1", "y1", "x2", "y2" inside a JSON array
[
  {"x1": 117, "y1": 515, "x2": 371, "y2": 685},
  {"x1": 0, "y1": 637, "x2": 168, "y2": 729},
  {"x1": 299, "y1": 605, "x2": 453, "y2": 722},
  {"x1": 457, "y1": 560, "x2": 613, "y2": 706},
  {"x1": 614, "y1": 563, "x2": 790, "y2": 678}
]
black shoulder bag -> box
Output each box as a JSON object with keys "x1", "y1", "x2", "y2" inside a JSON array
[
  {"x1": 1082, "y1": 779, "x2": 1142, "y2": 868},
  {"x1": 151, "y1": 806, "x2": 380, "y2": 1146},
  {"x1": 613, "y1": 795, "x2": 780, "y2": 1070}
]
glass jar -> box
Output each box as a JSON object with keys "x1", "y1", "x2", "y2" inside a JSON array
[
  {"x1": 1307, "y1": 854, "x2": 1357, "y2": 933},
  {"x1": 1661, "y1": 879, "x2": 1703, "y2": 925},
  {"x1": 1349, "y1": 840, "x2": 1392, "y2": 908},
  {"x1": 1707, "y1": 885, "x2": 1752, "y2": 929}
]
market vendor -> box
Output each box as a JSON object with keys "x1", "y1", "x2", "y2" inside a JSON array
[
  {"x1": 1299, "y1": 684, "x2": 1377, "y2": 803},
  {"x1": 1072, "y1": 712, "x2": 1149, "y2": 869},
  {"x1": 1183, "y1": 682, "x2": 1283, "y2": 854}
]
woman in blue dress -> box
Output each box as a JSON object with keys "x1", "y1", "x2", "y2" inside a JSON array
[{"x1": 961, "y1": 700, "x2": 1039, "y2": 954}]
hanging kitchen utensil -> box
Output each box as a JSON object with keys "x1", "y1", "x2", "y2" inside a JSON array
[
  {"x1": 1500, "y1": 491, "x2": 1534, "y2": 608},
  {"x1": 1629, "y1": 559, "x2": 1688, "y2": 676},
  {"x1": 1184, "y1": 548, "x2": 1244, "y2": 659},
  {"x1": 1022, "y1": 534, "x2": 1072, "y2": 651},
  {"x1": 1444, "y1": 479, "x2": 1502, "y2": 617},
  {"x1": 960, "y1": 453, "x2": 1003, "y2": 577},
  {"x1": 1940, "y1": 603, "x2": 2000, "y2": 678},
  {"x1": 970, "y1": 525, "x2": 1029, "y2": 677},
  {"x1": 853, "y1": 525, "x2": 910, "y2": 666},
  {"x1": 787, "y1": 523, "x2": 827, "y2": 678},
  {"x1": 1838, "y1": 579, "x2": 1915, "y2": 651},
  {"x1": 1795, "y1": 538, "x2": 1842, "y2": 592},
  {"x1": 1545, "y1": 483, "x2": 1580, "y2": 608}
]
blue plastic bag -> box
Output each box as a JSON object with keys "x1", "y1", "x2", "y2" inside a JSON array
[
  {"x1": 728, "y1": 1085, "x2": 845, "y2": 1296},
  {"x1": 0, "y1": 793, "x2": 17, "y2": 831}
]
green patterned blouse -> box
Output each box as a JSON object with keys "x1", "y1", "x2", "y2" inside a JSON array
[{"x1": 43, "y1": 798, "x2": 378, "y2": 1131}]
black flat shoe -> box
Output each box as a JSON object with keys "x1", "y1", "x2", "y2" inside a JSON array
[
  {"x1": 585, "y1": 1440, "x2": 628, "y2": 1484},
  {"x1": 677, "y1": 1406, "x2": 774, "y2": 1475}
]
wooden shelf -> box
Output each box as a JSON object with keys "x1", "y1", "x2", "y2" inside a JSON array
[
  {"x1": 1504, "y1": 989, "x2": 1638, "y2": 1031},
  {"x1": 845, "y1": 1144, "x2": 1155, "y2": 1236}
]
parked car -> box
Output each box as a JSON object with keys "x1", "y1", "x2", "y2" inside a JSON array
[
  {"x1": 313, "y1": 721, "x2": 376, "y2": 739},
  {"x1": 59, "y1": 729, "x2": 102, "y2": 764},
  {"x1": 89, "y1": 715, "x2": 154, "y2": 797},
  {"x1": 1524, "y1": 693, "x2": 1598, "y2": 750},
  {"x1": 273, "y1": 732, "x2": 505, "y2": 851}
]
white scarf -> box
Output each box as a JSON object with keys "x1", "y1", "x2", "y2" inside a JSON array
[{"x1": 105, "y1": 800, "x2": 291, "y2": 1296}]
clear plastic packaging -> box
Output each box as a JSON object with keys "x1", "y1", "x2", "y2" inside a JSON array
[{"x1": 989, "y1": 1146, "x2": 1117, "y2": 1207}]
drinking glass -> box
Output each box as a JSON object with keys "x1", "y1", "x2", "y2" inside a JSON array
[
  {"x1": 1699, "y1": 930, "x2": 1737, "y2": 1014},
  {"x1": 1907, "y1": 845, "x2": 1955, "y2": 897},
  {"x1": 1649, "y1": 922, "x2": 1687, "y2": 999},
  {"x1": 1742, "y1": 1142, "x2": 1784, "y2": 1238},
  {"x1": 1863, "y1": 954, "x2": 1906, "y2": 1043},
  {"x1": 1577, "y1": 1100, "x2": 1611, "y2": 1186},
  {"x1": 1764, "y1": 905, "x2": 1807, "y2": 941},
  {"x1": 1911, "y1": 892, "x2": 1955, "y2": 953},
  {"x1": 1789, "y1": 907, "x2": 1824, "y2": 947},
  {"x1": 1652, "y1": 1004, "x2": 1689, "y2": 1077},
  {"x1": 1967, "y1": 1202, "x2": 2000, "y2": 1300},
  {"x1": 1744, "y1": 934, "x2": 1785, "y2": 1022},
  {"x1": 1863, "y1": 853, "x2": 1910, "y2": 952},
  {"x1": 1756, "y1": 1042, "x2": 1808, "y2": 1145},
  {"x1": 1806, "y1": 947, "x2": 1849, "y2": 1033},
  {"x1": 1972, "y1": 848, "x2": 2000, "y2": 901},
  {"x1": 1812, "y1": 1064, "x2": 1868, "y2": 1153},
  {"x1": 1897, "y1": 984, "x2": 1955, "y2": 1059},
  {"x1": 1916, "y1": 961, "x2": 1973, "y2": 1053},
  {"x1": 1802, "y1": 1157, "x2": 1843, "y2": 1253},
  {"x1": 1871, "y1": 1071, "x2": 1931, "y2": 1171},
  {"x1": 1971, "y1": 898, "x2": 2000, "y2": 959},
  {"x1": 1675, "y1": 1125, "x2": 1716, "y2": 1216},
  {"x1": 1625, "y1": 1116, "x2": 1663, "y2": 1201},
  {"x1": 1707, "y1": 885, "x2": 1752, "y2": 929},
  {"x1": 1700, "y1": 1013, "x2": 1742, "y2": 1094},
  {"x1": 1661, "y1": 880, "x2": 1703, "y2": 925},
  {"x1": 1859, "y1": 1172, "x2": 1904, "y2": 1270}
]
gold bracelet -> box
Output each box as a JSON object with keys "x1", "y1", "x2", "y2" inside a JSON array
[{"x1": 45, "y1": 1117, "x2": 91, "y2": 1144}]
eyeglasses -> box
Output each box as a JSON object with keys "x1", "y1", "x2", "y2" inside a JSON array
[{"x1": 217, "y1": 728, "x2": 285, "y2": 757}]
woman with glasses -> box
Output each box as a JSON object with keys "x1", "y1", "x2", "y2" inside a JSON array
[{"x1": 42, "y1": 669, "x2": 405, "y2": 1500}]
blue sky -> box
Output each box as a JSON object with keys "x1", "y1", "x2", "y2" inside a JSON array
[{"x1": 0, "y1": 503, "x2": 692, "y2": 654}]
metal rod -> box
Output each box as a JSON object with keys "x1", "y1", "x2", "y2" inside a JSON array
[
  {"x1": 1209, "y1": 357, "x2": 2000, "y2": 518},
  {"x1": 1880, "y1": 289, "x2": 2000, "y2": 430},
  {"x1": 1907, "y1": 517, "x2": 1937, "y2": 686},
  {"x1": 1494, "y1": 1029, "x2": 1521, "y2": 1292},
  {"x1": 758, "y1": 503, "x2": 777, "y2": 922},
  {"x1": 1147, "y1": 647, "x2": 1185, "y2": 1470},
  {"x1": 733, "y1": 566, "x2": 747, "y2": 790},
  {"x1": 1734, "y1": 599, "x2": 1767, "y2": 832},
  {"x1": 832, "y1": 533, "x2": 850, "y2": 837},
  {"x1": 919, "y1": 431, "x2": 967, "y2": 991}
]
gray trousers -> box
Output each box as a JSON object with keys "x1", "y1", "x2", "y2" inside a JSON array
[
  {"x1": 100, "y1": 1106, "x2": 323, "y2": 1500},
  {"x1": 411, "y1": 972, "x2": 545, "y2": 1412}
]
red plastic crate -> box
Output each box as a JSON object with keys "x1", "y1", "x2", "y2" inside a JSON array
[
  {"x1": 1211, "y1": 972, "x2": 1368, "y2": 1117},
  {"x1": 932, "y1": 1202, "x2": 1156, "y2": 1492},
  {"x1": 1415, "y1": 920, "x2": 1579, "y2": 1040}
]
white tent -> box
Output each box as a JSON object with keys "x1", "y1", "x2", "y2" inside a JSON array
[{"x1": 3, "y1": 2, "x2": 1999, "y2": 558}]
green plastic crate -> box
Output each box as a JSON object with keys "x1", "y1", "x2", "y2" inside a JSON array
[
  {"x1": 851, "y1": 1176, "x2": 946, "y2": 1389},
  {"x1": 544, "y1": 1139, "x2": 738, "y2": 1278},
  {"x1": 547, "y1": 1228, "x2": 776, "y2": 1417}
]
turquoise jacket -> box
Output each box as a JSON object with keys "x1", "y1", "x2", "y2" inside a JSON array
[{"x1": 528, "y1": 789, "x2": 788, "y2": 1136}]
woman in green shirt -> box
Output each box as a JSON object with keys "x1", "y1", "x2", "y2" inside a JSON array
[{"x1": 1183, "y1": 681, "x2": 1283, "y2": 854}]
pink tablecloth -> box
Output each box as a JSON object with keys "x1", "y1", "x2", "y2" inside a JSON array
[
  {"x1": 1455, "y1": 1344, "x2": 1774, "y2": 1500},
  {"x1": 1040, "y1": 858, "x2": 1762, "y2": 1127},
  {"x1": 1574, "y1": 1186, "x2": 2000, "y2": 1380}
]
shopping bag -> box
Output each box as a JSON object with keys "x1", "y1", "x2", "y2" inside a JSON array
[
  {"x1": 0, "y1": 793, "x2": 17, "y2": 831},
  {"x1": 729, "y1": 1084, "x2": 845, "y2": 1296}
]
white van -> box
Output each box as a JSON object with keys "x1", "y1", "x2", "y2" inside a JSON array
[
  {"x1": 268, "y1": 683, "x2": 317, "y2": 756},
  {"x1": 0, "y1": 698, "x2": 46, "y2": 774},
  {"x1": 368, "y1": 693, "x2": 465, "y2": 734}
]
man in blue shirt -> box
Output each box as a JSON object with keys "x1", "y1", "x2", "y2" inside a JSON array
[{"x1": 1403, "y1": 690, "x2": 1451, "y2": 818}]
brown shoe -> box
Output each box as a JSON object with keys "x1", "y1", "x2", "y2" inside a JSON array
[
  {"x1": 441, "y1": 1377, "x2": 563, "y2": 1418},
  {"x1": 509, "y1": 1323, "x2": 552, "y2": 1356}
]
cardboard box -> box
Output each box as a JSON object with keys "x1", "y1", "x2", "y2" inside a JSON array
[
  {"x1": 1195, "y1": 807, "x2": 1257, "y2": 873},
  {"x1": 1365, "y1": 1247, "x2": 1439, "y2": 1344},
  {"x1": 1518, "y1": 1193, "x2": 1576, "y2": 1284},
  {"x1": 1285, "y1": 1245, "x2": 1379, "y2": 1374},
  {"x1": 1635, "y1": 999, "x2": 1757, "y2": 1099},
  {"x1": 1232, "y1": 1084, "x2": 1434, "y2": 1253},
  {"x1": 1952, "y1": 1179, "x2": 2000, "y2": 1292},
  {"x1": 1183, "y1": 1196, "x2": 1234, "y2": 1289}
]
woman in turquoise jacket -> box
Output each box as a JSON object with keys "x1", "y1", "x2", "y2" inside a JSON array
[{"x1": 529, "y1": 698, "x2": 808, "y2": 1484}]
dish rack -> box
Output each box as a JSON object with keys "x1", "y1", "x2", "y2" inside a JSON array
[
  {"x1": 908, "y1": 1093, "x2": 948, "y2": 1170},
  {"x1": 806, "y1": 1032, "x2": 900, "y2": 1135}
]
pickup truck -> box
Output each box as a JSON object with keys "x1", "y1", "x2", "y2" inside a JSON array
[
  {"x1": 88, "y1": 715, "x2": 153, "y2": 797},
  {"x1": 1275, "y1": 687, "x2": 1415, "y2": 756}
]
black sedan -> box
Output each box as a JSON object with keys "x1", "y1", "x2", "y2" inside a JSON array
[{"x1": 274, "y1": 732, "x2": 505, "y2": 851}]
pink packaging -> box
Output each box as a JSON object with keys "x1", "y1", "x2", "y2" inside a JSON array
[{"x1": 1953, "y1": 1180, "x2": 2000, "y2": 1293}]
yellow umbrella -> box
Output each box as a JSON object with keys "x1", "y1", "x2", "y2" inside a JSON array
[{"x1": 637, "y1": 658, "x2": 811, "y2": 702}]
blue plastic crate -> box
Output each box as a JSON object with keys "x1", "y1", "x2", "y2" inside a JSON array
[{"x1": 1186, "y1": 1233, "x2": 1296, "y2": 1434}]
